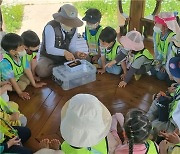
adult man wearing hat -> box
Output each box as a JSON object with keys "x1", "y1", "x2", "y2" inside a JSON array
[
  {"x1": 36, "y1": 4, "x2": 83, "y2": 78},
  {"x1": 151, "y1": 12, "x2": 179, "y2": 81}
]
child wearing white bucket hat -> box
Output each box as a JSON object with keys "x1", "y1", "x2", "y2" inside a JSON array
[
  {"x1": 152, "y1": 12, "x2": 179, "y2": 82},
  {"x1": 60, "y1": 94, "x2": 119, "y2": 154},
  {"x1": 106, "y1": 30, "x2": 153, "y2": 88}
]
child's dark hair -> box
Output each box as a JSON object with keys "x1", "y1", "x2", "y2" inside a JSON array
[
  {"x1": 1, "y1": 33, "x2": 23, "y2": 52},
  {"x1": 124, "y1": 109, "x2": 152, "y2": 154},
  {"x1": 99, "y1": 26, "x2": 117, "y2": 43},
  {"x1": 21, "y1": 30, "x2": 40, "y2": 48}
]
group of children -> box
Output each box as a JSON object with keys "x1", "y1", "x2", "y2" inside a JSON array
[{"x1": 0, "y1": 5, "x2": 180, "y2": 154}]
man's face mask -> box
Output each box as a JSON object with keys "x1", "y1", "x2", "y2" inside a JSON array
[
  {"x1": 86, "y1": 22, "x2": 99, "y2": 30},
  {"x1": 153, "y1": 26, "x2": 162, "y2": 33},
  {"x1": 18, "y1": 50, "x2": 26, "y2": 57},
  {"x1": 61, "y1": 24, "x2": 73, "y2": 32}
]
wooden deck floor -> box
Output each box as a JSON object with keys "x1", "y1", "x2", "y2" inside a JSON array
[{"x1": 9, "y1": 73, "x2": 168, "y2": 152}]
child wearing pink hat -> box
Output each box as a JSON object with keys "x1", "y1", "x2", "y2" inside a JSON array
[
  {"x1": 106, "y1": 30, "x2": 153, "y2": 87},
  {"x1": 151, "y1": 12, "x2": 179, "y2": 82}
]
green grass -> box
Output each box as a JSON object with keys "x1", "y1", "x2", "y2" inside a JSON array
[
  {"x1": 1, "y1": 4, "x2": 24, "y2": 32},
  {"x1": 74, "y1": 0, "x2": 180, "y2": 29}
]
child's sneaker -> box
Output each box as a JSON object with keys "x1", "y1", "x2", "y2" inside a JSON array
[{"x1": 134, "y1": 74, "x2": 142, "y2": 81}]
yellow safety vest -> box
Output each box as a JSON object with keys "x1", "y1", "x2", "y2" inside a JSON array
[
  {"x1": 145, "y1": 140, "x2": 159, "y2": 154},
  {"x1": 3, "y1": 54, "x2": 27, "y2": 81},
  {"x1": 155, "y1": 32, "x2": 175, "y2": 63},
  {"x1": 169, "y1": 86, "x2": 180, "y2": 119},
  {"x1": 105, "y1": 41, "x2": 120, "y2": 61},
  {"x1": 27, "y1": 52, "x2": 37, "y2": 62},
  {"x1": 134, "y1": 49, "x2": 153, "y2": 61},
  {"x1": 61, "y1": 137, "x2": 108, "y2": 154},
  {"x1": 86, "y1": 26, "x2": 103, "y2": 54}
]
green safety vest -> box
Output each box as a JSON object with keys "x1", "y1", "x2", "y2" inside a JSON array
[
  {"x1": 0, "y1": 97, "x2": 13, "y2": 114},
  {"x1": 173, "y1": 143, "x2": 180, "y2": 149},
  {"x1": 169, "y1": 86, "x2": 180, "y2": 119},
  {"x1": 3, "y1": 54, "x2": 27, "y2": 81},
  {"x1": 134, "y1": 49, "x2": 153, "y2": 62},
  {"x1": 27, "y1": 52, "x2": 37, "y2": 62},
  {"x1": 145, "y1": 140, "x2": 159, "y2": 154},
  {"x1": 155, "y1": 32, "x2": 175, "y2": 63},
  {"x1": 105, "y1": 41, "x2": 120, "y2": 61},
  {"x1": 86, "y1": 26, "x2": 103, "y2": 54},
  {"x1": 0, "y1": 118, "x2": 18, "y2": 143},
  {"x1": 61, "y1": 137, "x2": 108, "y2": 154}
]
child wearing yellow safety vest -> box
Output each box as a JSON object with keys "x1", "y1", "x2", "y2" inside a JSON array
[
  {"x1": 110, "y1": 109, "x2": 159, "y2": 154},
  {"x1": 60, "y1": 94, "x2": 119, "y2": 154},
  {"x1": 151, "y1": 12, "x2": 179, "y2": 82},
  {"x1": 0, "y1": 118, "x2": 32, "y2": 153},
  {"x1": 106, "y1": 30, "x2": 153, "y2": 88},
  {"x1": 21, "y1": 30, "x2": 41, "y2": 81},
  {"x1": 98, "y1": 26, "x2": 122, "y2": 75},
  {"x1": 0, "y1": 81, "x2": 27, "y2": 126},
  {"x1": 77, "y1": 8, "x2": 102, "y2": 64},
  {"x1": 147, "y1": 57, "x2": 180, "y2": 134},
  {"x1": 0, "y1": 33, "x2": 46, "y2": 100}
]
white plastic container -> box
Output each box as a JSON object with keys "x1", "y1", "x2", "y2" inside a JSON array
[{"x1": 52, "y1": 60, "x2": 96, "y2": 90}]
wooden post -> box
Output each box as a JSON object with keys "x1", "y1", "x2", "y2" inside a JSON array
[{"x1": 129, "y1": 0, "x2": 146, "y2": 33}]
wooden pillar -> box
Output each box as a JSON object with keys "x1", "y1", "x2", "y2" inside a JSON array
[{"x1": 129, "y1": 0, "x2": 146, "y2": 33}]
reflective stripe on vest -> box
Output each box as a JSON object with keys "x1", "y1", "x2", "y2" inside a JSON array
[
  {"x1": 0, "y1": 118, "x2": 18, "y2": 143},
  {"x1": 145, "y1": 140, "x2": 159, "y2": 154},
  {"x1": 86, "y1": 26, "x2": 103, "y2": 53},
  {"x1": 134, "y1": 49, "x2": 153, "y2": 62},
  {"x1": 61, "y1": 138, "x2": 108, "y2": 154},
  {"x1": 27, "y1": 52, "x2": 37, "y2": 62},
  {"x1": 105, "y1": 42, "x2": 120, "y2": 61},
  {"x1": 169, "y1": 86, "x2": 180, "y2": 119},
  {"x1": 3, "y1": 54, "x2": 26, "y2": 81},
  {"x1": 155, "y1": 32, "x2": 175, "y2": 62}
]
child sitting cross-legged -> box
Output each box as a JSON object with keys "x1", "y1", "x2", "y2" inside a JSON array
[
  {"x1": 106, "y1": 30, "x2": 153, "y2": 88},
  {"x1": 0, "y1": 33, "x2": 46, "y2": 100}
]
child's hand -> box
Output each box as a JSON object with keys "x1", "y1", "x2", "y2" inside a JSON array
[
  {"x1": 118, "y1": 81, "x2": 127, "y2": 88},
  {"x1": 165, "y1": 132, "x2": 180, "y2": 144},
  {"x1": 159, "y1": 140, "x2": 169, "y2": 154},
  {"x1": 120, "y1": 73, "x2": 126, "y2": 80},
  {"x1": 0, "y1": 81, "x2": 11, "y2": 86},
  {"x1": 92, "y1": 55, "x2": 100, "y2": 63},
  {"x1": 3, "y1": 84, "x2": 12, "y2": 91},
  {"x1": 34, "y1": 82, "x2": 47, "y2": 88},
  {"x1": 19, "y1": 92, "x2": 30, "y2": 100},
  {"x1": 9, "y1": 112, "x2": 20, "y2": 121},
  {"x1": 98, "y1": 68, "x2": 105, "y2": 74},
  {"x1": 105, "y1": 60, "x2": 116, "y2": 68},
  {"x1": 7, "y1": 136, "x2": 21, "y2": 148}
]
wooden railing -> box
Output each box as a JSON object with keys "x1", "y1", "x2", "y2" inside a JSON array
[{"x1": 118, "y1": 0, "x2": 162, "y2": 40}]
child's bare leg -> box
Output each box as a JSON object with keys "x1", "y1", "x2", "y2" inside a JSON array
[
  {"x1": 49, "y1": 139, "x2": 61, "y2": 150},
  {"x1": 39, "y1": 139, "x2": 50, "y2": 149}
]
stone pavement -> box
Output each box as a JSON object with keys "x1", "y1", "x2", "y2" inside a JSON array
[{"x1": 2, "y1": 0, "x2": 86, "y2": 40}]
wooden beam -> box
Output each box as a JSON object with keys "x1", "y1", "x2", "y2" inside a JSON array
[{"x1": 129, "y1": 0, "x2": 146, "y2": 32}]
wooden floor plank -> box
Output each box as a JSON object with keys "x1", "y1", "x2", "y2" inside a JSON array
[{"x1": 9, "y1": 72, "x2": 168, "y2": 152}]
